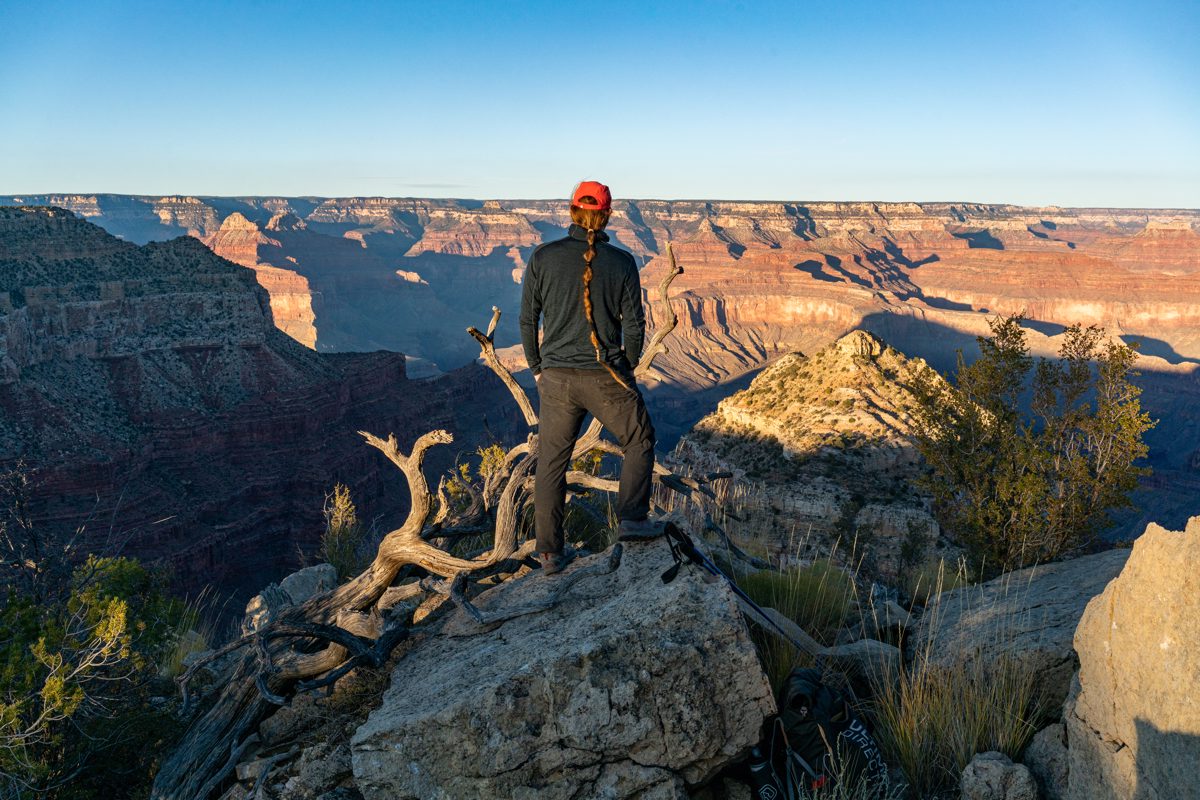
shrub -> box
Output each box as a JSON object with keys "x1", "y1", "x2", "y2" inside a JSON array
[
  {"x1": 475, "y1": 443, "x2": 507, "y2": 481},
  {"x1": 911, "y1": 314, "x2": 1155, "y2": 576},
  {"x1": 320, "y1": 483, "x2": 369, "y2": 581},
  {"x1": 1, "y1": 557, "x2": 189, "y2": 800}
]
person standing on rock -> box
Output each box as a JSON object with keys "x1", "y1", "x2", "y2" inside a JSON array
[{"x1": 519, "y1": 180, "x2": 659, "y2": 574}]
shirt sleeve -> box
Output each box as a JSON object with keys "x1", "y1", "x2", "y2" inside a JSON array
[
  {"x1": 518, "y1": 251, "x2": 543, "y2": 374},
  {"x1": 620, "y1": 258, "x2": 646, "y2": 368}
]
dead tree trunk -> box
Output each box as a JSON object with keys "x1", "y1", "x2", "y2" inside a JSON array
[{"x1": 152, "y1": 243, "x2": 735, "y2": 799}]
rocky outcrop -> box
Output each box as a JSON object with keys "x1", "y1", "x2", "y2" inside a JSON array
[
  {"x1": 910, "y1": 549, "x2": 1129, "y2": 709},
  {"x1": 961, "y1": 752, "x2": 1038, "y2": 800},
  {"x1": 202, "y1": 212, "x2": 318, "y2": 348},
  {"x1": 243, "y1": 563, "x2": 337, "y2": 634},
  {"x1": 1065, "y1": 516, "x2": 1200, "y2": 800},
  {"x1": 0, "y1": 207, "x2": 522, "y2": 602},
  {"x1": 672, "y1": 330, "x2": 951, "y2": 580},
  {"x1": 350, "y1": 543, "x2": 775, "y2": 799}
]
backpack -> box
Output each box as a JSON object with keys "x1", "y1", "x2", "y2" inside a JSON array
[{"x1": 748, "y1": 668, "x2": 889, "y2": 799}]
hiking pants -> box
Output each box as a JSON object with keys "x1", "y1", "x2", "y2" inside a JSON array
[{"x1": 534, "y1": 366, "x2": 656, "y2": 554}]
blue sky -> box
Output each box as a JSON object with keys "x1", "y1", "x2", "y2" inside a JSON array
[{"x1": 1, "y1": 0, "x2": 1197, "y2": 206}]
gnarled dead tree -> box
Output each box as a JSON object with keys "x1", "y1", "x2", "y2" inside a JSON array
[{"x1": 152, "y1": 243, "x2": 740, "y2": 799}]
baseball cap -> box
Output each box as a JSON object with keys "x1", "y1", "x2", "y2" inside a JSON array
[{"x1": 571, "y1": 180, "x2": 612, "y2": 211}]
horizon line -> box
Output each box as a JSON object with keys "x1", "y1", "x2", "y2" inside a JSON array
[{"x1": 2, "y1": 192, "x2": 1198, "y2": 213}]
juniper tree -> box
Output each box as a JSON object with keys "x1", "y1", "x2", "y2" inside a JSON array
[{"x1": 911, "y1": 314, "x2": 1154, "y2": 575}]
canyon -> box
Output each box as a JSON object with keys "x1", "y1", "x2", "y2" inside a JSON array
[
  {"x1": 0, "y1": 206, "x2": 521, "y2": 601},
  {"x1": 3, "y1": 194, "x2": 1199, "y2": 536}
]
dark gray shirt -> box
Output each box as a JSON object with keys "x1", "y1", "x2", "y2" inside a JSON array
[{"x1": 519, "y1": 224, "x2": 645, "y2": 375}]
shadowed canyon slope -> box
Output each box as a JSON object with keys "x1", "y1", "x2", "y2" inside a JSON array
[
  {"x1": 0, "y1": 206, "x2": 521, "y2": 601},
  {"x1": 4, "y1": 194, "x2": 1199, "y2": 532}
]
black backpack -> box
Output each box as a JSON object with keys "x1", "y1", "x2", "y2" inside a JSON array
[{"x1": 748, "y1": 668, "x2": 889, "y2": 798}]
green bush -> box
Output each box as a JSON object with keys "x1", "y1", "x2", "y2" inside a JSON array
[
  {"x1": 0, "y1": 465, "x2": 199, "y2": 799},
  {"x1": 0, "y1": 557, "x2": 190, "y2": 800},
  {"x1": 911, "y1": 314, "x2": 1155, "y2": 576}
]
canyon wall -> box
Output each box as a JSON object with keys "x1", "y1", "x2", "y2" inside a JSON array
[
  {"x1": 3, "y1": 194, "x2": 1198, "y2": 532},
  {"x1": 0, "y1": 206, "x2": 521, "y2": 601}
]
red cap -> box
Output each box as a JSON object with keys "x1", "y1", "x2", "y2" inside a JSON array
[{"x1": 571, "y1": 180, "x2": 612, "y2": 210}]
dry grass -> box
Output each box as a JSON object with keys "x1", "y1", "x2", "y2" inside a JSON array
[
  {"x1": 866, "y1": 569, "x2": 1049, "y2": 798},
  {"x1": 901, "y1": 556, "x2": 971, "y2": 606},
  {"x1": 158, "y1": 587, "x2": 221, "y2": 680},
  {"x1": 321, "y1": 483, "x2": 370, "y2": 581},
  {"x1": 868, "y1": 655, "x2": 1044, "y2": 797},
  {"x1": 737, "y1": 558, "x2": 852, "y2": 644},
  {"x1": 733, "y1": 549, "x2": 855, "y2": 695}
]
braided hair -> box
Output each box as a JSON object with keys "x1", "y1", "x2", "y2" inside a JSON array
[{"x1": 573, "y1": 197, "x2": 632, "y2": 391}]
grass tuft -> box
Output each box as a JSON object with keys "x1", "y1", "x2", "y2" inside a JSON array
[
  {"x1": 734, "y1": 556, "x2": 854, "y2": 694},
  {"x1": 866, "y1": 569, "x2": 1050, "y2": 798}
]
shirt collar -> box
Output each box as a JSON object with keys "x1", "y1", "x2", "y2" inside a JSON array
[{"x1": 568, "y1": 223, "x2": 609, "y2": 243}]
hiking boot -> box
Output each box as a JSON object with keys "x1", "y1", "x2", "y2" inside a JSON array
[
  {"x1": 538, "y1": 546, "x2": 576, "y2": 575},
  {"x1": 617, "y1": 517, "x2": 664, "y2": 542}
]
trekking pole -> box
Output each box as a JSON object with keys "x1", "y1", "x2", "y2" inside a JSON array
[{"x1": 661, "y1": 522, "x2": 826, "y2": 659}]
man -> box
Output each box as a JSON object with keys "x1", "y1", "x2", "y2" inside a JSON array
[{"x1": 519, "y1": 180, "x2": 658, "y2": 574}]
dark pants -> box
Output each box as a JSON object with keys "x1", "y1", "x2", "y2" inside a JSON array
[{"x1": 534, "y1": 366, "x2": 656, "y2": 554}]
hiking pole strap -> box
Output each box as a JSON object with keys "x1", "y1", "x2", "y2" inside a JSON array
[{"x1": 662, "y1": 524, "x2": 826, "y2": 658}]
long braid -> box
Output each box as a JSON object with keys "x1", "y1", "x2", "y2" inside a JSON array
[{"x1": 582, "y1": 227, "x2": 633, "y2": 391}]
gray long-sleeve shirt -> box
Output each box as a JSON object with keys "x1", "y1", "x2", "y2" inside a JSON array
[{"x1": 519, "y1": 223, "x2": 645, "y2": 376}]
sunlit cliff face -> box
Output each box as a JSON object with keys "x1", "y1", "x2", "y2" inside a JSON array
[
  {"x1": 7, "y1": 194, "x2": 1198, "y2": 371},
  {"x1": 5, "y1": 195, "x2": 1200, "y2": 534}
]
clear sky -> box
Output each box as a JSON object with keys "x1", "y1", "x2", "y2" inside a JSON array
[{"x1": 1, "y1": 0, "x2": 1197, "y2": 207}]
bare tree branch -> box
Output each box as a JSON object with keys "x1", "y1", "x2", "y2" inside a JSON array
[
  {"x1": 468, "y1": 306, "x2": 538, "y2": 426},
  {"x1": 635, "y1": 242, "x2": 682, "y2": 378}
]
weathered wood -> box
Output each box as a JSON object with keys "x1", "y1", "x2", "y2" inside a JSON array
[
  {"x1": 635, "y1": 242, "x2": 682, "y2": 379},
  {"x1": 468, "y1": 306, "x2": 538, "y2": 426}
]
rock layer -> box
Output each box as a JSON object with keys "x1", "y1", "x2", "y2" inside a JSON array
[
  {"x1": 201, "y1": 211, "x2": 317, "y2": 347},
  {"x1": 910, "y1": 549, "x2": 1129, "y2": 709},
  {"x1": 350, "y1": 543, "x2": 775, "y2": 800},
  {"x1": 0, "y1": 207, "x2": 521, "y2": 601},
  {"x1": 4, "y1": 195, "x2": 1199, "y2": 532},
  {"x1": 1065, "y1": 516, "x2": 1200, "y2": 800}
]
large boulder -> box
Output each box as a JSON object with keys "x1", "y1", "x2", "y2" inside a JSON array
[
  {"x1": 909, "y1": 549, "x2": 1128, "y2": 707},
  {"x1": 1065, "y1": 516, "x2": 1200, "y2": 800},
  {"x1": 350, "y1": 543, "x2": 775, "y2": 800}
]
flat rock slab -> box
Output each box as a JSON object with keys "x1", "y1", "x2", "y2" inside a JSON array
[
  {"x1": 909, "y1": 548, "x2": 1128, "y2": 707},
  {"x1": 350, "y1": 542, "x2": 774, "y2": 800}
]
